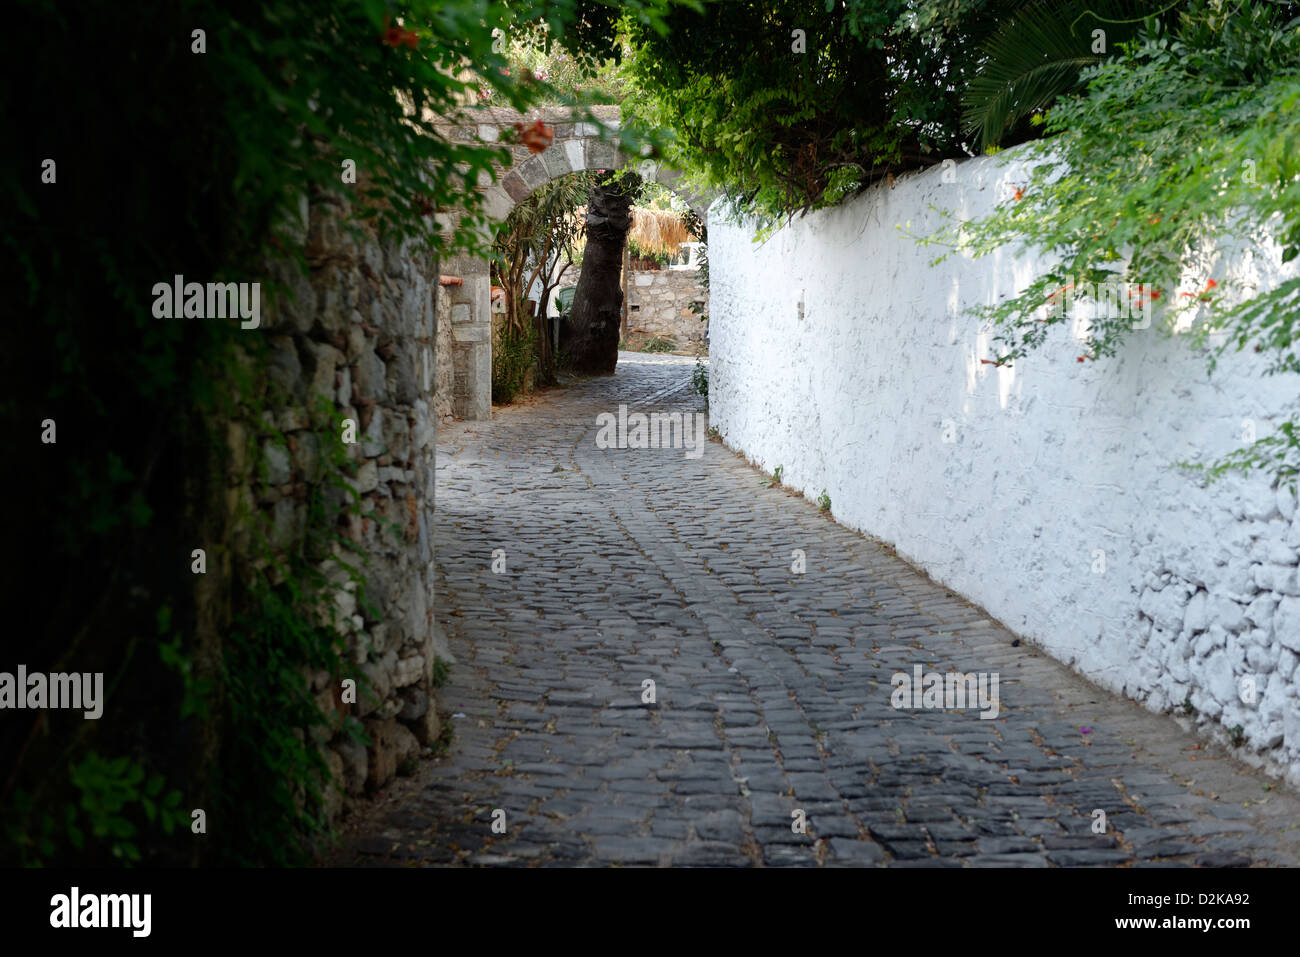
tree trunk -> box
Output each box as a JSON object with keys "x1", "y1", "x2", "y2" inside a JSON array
[
  {"x1": 534, "y1": 258, "x2": 572, "y2": 387},
  {"x1": 563, "y1": 173, "x2": 638, "y2": 374},
  {"x1": 533, "y1": 290, "x2": 554, "y2": 386}
]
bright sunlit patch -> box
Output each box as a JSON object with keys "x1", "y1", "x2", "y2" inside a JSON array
[{"x1": 998, "y1": 361, "x2": 1017, "y2": 410}]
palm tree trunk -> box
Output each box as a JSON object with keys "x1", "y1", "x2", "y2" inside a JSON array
[{"x1": 563, "y1": 173, "x2": 638, "y2": 374}]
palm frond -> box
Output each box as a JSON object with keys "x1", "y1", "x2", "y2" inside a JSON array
[{"x1": 963, "y1": 0, "x2": 1148, "y2": 151}]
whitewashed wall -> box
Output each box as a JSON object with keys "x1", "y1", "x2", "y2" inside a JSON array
[{"x1": 709, "y1": 149, "x2": 1300, "y2": 783}]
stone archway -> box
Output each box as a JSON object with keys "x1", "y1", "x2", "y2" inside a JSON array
[{"x1": 436, "y1": 105, "x2": 710, "y2": 420}]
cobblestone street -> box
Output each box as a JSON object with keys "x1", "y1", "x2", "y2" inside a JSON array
[{"x1": 334, "y1": 354, "x2": 1300, "y2": 868}]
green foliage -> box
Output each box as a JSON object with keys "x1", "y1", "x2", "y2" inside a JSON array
[
  {"x1": 504, "y1": 25, "x2": 627, "y2": 104},
  {"x1": 691, "y1": 356, "x2": 709, "y2": 409},
  {"x1": 158, "y1": 647, "x2": 210, "y2": 723},
  {"x1": 207, "y1": 389, "x2": 377, "y2": 865},
  {"x1": 817, "y1": 490, "x2": 832, "y2": 512},
  {"x1": 67, "y1": 753, "x2": 187, "y2": 864},
  {"x1": 3, "y1": 0, "x2": 679, "y2": 866},
  {"x1": 493, "y1": 173, "x2": 594, "y2": 387},
  {"x1": 627, "y1": 238, "x2": 672, "y2": 267},
  {"x1": 556, "y1": 286, "x2": 578, "y2": 317},
  {"x1": 642, "y1": 336, "x2": 676, "y2": 352},
  {"x1": 430, "y1": 719, "x2": 455, "y2": 757},
  {"x1": 5, "y1": 754, "x2": 186, "y2": 867},
  {"x1": 680, "y1": 207, "x2": 707, "y2": 243},
  {"x1": 961, "y1": 1, "x2": 1147, "y2": 151},
  {"x1": 930, "y1": 0, "x2": 1300, "y2": 487},
  {"x1": 432, "y1": 656, "x2": 452, "y2": 689},
  {"x1": 218, "y1": 574, "x2": 354, "y2": 866},
  {"x1": 621, "y1": 1, "x2": 1004, "y2": 221},
  {"x1": 493, "y1": 322, "x2": 539, "y2": 404}
]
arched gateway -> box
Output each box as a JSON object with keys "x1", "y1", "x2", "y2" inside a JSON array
[{"x1": 435, "y1": 105, "x2": 710, "y2": 420}]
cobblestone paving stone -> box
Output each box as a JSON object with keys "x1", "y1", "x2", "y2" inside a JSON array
[{"x1": 332, "y1": 353, "x2": 1300, "y2": 868}]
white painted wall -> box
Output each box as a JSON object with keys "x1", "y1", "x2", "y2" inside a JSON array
[
  {"x1": 525, "y1": 254, "x2": 576, "y2": 318},
  {"x1": 709, "y1": 149, "x2": 1300, "y2": 783}
]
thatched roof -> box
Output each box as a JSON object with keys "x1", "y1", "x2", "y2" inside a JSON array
[{"x1": 627, "y1": 206, "x2": 691, "y2": 257}]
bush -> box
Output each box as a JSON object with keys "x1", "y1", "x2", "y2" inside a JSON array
[
  {"x1": 1, "y1": 0, "x2": 672, "y2": 866},
  {"x1": 493, "y1": 323, "x2": 538, "y2": 404},
  {"x1": 935, "y1": 0, "x2": 1300, "y2": 488}
]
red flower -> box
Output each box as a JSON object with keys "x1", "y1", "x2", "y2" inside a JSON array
[
  {"x1": 1077, "y1": 356, "x2": 1086, "y2": 363},
  {"x1": 381, "y1": 17, "x2": 418, "y2": 49},
  {"x1": 1206, "y1": 279, "x2": 1218, "y2": 289}
]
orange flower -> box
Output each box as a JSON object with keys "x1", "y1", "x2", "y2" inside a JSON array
[
  {"x1": 381, "y1": 17, "x2": 418, "y2": 49},
  {"x1": 513, "y1": 120, "x2": 554, "y2": 154},
  {"x1": 1206, "y1": 278, "x2": 1218, "y2": 289},
  {"x1": 1013, "y1": 187, "x2": 1024, "y2": 201}
]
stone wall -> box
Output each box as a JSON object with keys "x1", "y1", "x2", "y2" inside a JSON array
[
  {"x1": 429, "y1": 105, "x2": 714, "y2": 418},
  {"x1": 708, "y1": 149, "x2": 1300, "y2": 785},
  {"x1": 258, "y1": 192, "x2": 448, "y2": 822},
  {"x1": 435, "y1": 276, "x2": 456, "y2": 422},
  {"x1": 626, "y1": 268, "x2": 708, "y2": 348}
]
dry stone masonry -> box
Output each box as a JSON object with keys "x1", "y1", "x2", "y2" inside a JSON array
[
  {"x1": 239, "y1": 108, "x2": 709, "y2": 824},
  {"x1": 256, "y1": 191, "x2": 448, "y2": 821},
  {"x1": 626, "y1": 267, "x2": 708, "y2": 349}
]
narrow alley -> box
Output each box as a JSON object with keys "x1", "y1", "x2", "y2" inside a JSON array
[{"x1": 334, "y1": 355, "x2": 1300, "y2": 868}]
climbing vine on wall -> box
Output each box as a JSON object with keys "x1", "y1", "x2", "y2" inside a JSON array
[
  {"x1": 928, "y1": 0, "x2": 1300, "y2": 486},
  {"x1": 2, "y1": 0, "x2": 678, "y2": 865}
]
